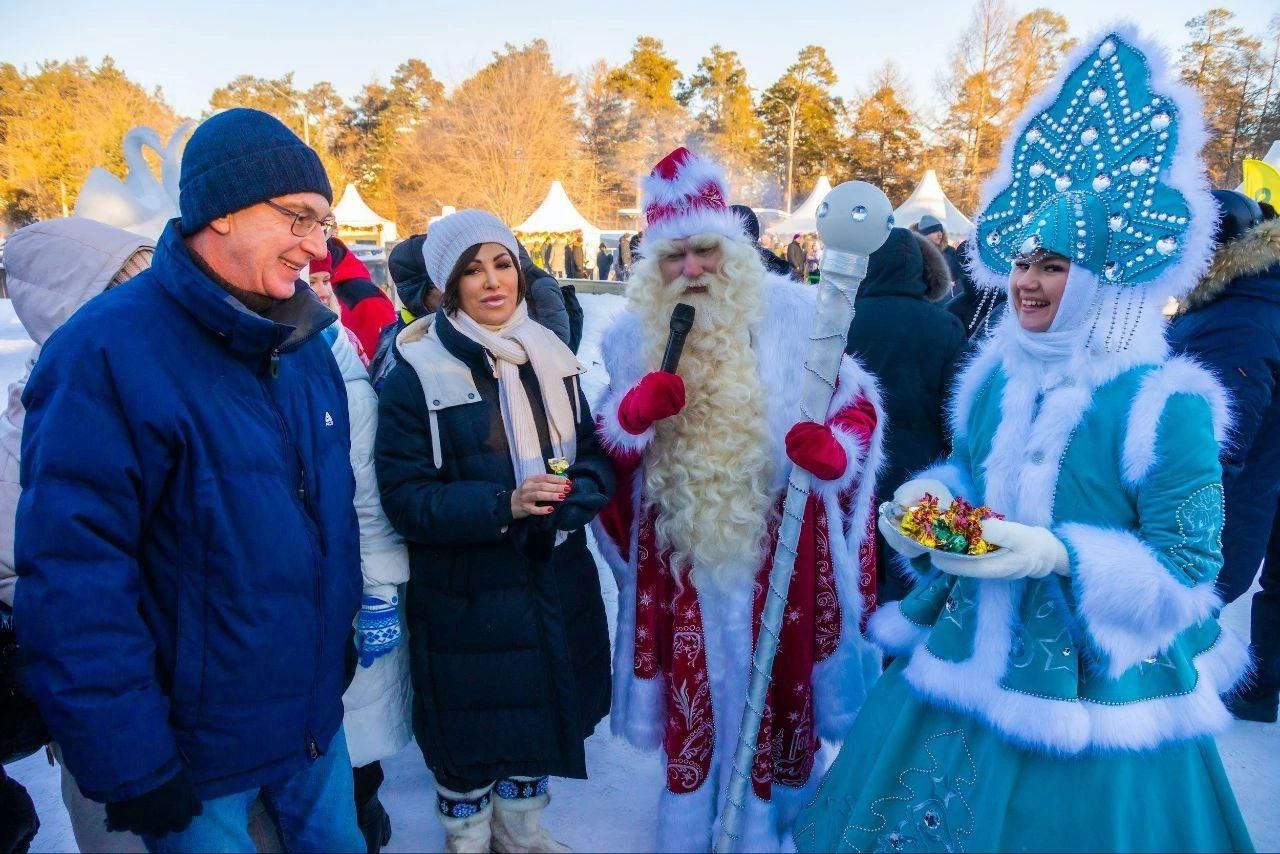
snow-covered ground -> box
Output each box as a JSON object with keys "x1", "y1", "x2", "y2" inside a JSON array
[{"x1": 5, "y1": 294, "x2": 1279, "y2": 852}]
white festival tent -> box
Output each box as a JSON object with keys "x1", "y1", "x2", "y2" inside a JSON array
[
  {"x1": 514, "y1": 180, "x2": 603, "y2": 263},
  {"x1": 894, "y1": 170, "x2": 973, "y2": 240},
  {"x1": 766, "y1": 176, "x2": 833, "y2": 237},
  {"x1": 333, "y1": 183, "x2": 398, "y2": 244}
]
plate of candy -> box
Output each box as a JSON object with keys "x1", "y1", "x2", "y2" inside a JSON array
[{"x1": 879, "y1": 494, "x2": 1004, "y2": 561}]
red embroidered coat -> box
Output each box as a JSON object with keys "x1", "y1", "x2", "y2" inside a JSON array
[{"x1": 591, "y1": 277, "x2": 885, "y2": 852}]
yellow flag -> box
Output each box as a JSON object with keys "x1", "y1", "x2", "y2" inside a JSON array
[{"x1": 1242, "y1": 159, "x2": 1280, "y2": 206}]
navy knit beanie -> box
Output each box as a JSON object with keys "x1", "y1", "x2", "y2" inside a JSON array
[{"x1": 179, "y1": 108, "x2": 332, "y2": 236}]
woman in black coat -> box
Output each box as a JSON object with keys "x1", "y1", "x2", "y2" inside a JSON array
[
  {"x1": 845, "y1": 227, "x2": 966, "y2": 603},
  {"x1": 375, "y1": 211, "x2": 612, "y2": 852}
]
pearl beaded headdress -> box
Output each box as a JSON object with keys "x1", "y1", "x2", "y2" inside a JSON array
[{"x1": 972, "y1": 24, "x2": 1216, "y2": 309}]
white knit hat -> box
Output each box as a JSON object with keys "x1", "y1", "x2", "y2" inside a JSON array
[{"x1": 421, "y1": 209, "x2": 520, "y2": 289}]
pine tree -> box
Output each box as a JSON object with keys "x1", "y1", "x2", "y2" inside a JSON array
[
  {"x1": 0, "y1": 57, "x2": 177, "y2": 223},
  {"x1": 758, "y1": 45, "x2": 844, "y2": 211},
  {"x1": 1180, "y1": 8, "x2": 1266, "y2": 185},
  {"x1": 936, "y1": 0, "x2": 1016, "y2": 211},
  {"x1": 681, "y1": 45, "x2": 765, "y2": 203},
  {"x1": 606, "y1": 36, "x2": 689, "y2": 192},
  {"x1": 843, "y1": 64, "x2": 924, "y2": 204},
  {"x1": 578, "y1": 60, "x2": 633, "y2": 226}
]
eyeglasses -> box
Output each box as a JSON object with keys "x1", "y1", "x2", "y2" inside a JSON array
[{"x1": 263, "y1": 200, "x2": 338, "y2": 240}]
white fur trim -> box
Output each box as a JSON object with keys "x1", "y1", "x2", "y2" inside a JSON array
[
  {"x1": 644, "y1": 207, "x2": 750, "y2": 248},
  {"x1": 970, "y1": 22, "x2": 1217, "y2": 307},
  {"x1": 867, "y1": 601, "x2": 929, "y2": 657},
  {"x1": 809, "y1": 356, "x2": 884, "y2": 504},
  {"x1": 1060, "y1": 523, "x2": 1222, "y2": 677},
  {"x1": 595, "y1": 384, "x2": 656, "y2": 455},
  {"x1": 912, "y1": 462, "x2": 976, "y2": 506},
  {"x1": 944, "y1": 334, "x2": 1004, "y2": 442},
  {"x1": 641, "y1": 154, "x2": 729, "y2": 208},
  {"x1": 1122, "y1": 355, "x2": 1232, "y2": 485},
  {"x1": 590, "y1": 472, "x2": 666, "y2": 751},
  {"x1": 904, "y1": 579, "x2": 1093, "y2": 754},
  {"x1": 1087, "y1": 623, "x2": 1249, "y2": 751}
]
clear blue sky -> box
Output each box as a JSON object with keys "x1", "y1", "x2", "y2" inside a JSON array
[{"x1": 2, "y1": 0, "x2": 1274, "y2": 118}]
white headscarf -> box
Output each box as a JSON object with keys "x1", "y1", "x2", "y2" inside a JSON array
[{"x1": 1009, "y1": 263, "x2": 1101, "y2": 364}]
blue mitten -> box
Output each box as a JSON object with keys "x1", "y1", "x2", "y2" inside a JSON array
[{"x1": 356, "y1": 594, "x2": 401, "y2": 668}]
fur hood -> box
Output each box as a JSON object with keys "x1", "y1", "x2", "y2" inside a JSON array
[
  {"x1": 913, "y1": 232, "x2": 954, "y2": 302},
  {"x1": 1179, "y1": 219, "x2": 1280, "y2": 313}
]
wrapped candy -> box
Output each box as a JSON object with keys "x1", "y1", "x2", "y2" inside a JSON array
[
  {"x1": 546, "y1": 457, "x2": 570, "y2": 476},
  {"x1": 899, "y1": 493, "x2": 1003, "y2": 555}
]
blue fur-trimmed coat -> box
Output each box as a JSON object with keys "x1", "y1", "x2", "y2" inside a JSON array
[{"x1": 870, "y1": 313, "x2": 1248, "y2": 755}]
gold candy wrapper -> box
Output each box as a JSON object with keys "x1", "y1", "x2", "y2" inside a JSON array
[{"x1": 547, "y1": 457, "x2": 570, "y2": 476}]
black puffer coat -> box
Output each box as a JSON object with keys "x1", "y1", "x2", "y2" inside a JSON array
[
  {"x1": 846, "y1": 228, "x2": 966, "y2": 600},
  {"x1": 375, "y1": 311, "x2": 612, "y2": 783}
]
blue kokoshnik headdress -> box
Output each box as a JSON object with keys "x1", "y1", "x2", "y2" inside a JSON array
[{"x1": 972, "y1": 25, "x2": 1216, "y2": 313}]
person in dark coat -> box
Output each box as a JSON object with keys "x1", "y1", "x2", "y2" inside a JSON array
[
  {"x1": 1169, "y1": 191, "x2": 1280, "y2": 724},
  {"x1": 846, "y1": 226, "x2": 966, "y2": 602},
  {"x1": 731, "y1": 204, "x2": 793, "y2": 278},
  {"x1": 14, "y1": 109, "x2": 364, "y2": 851},
  {"x1": 375, "y1": 211, "x2": 612, "y2": 852},
  {"x1": 618, "y1": 232, "x2": 633, "y2": 281},
  {"x1": 517, "y1": 241, "x2": 571, "y2": 347},
  {"x1": 596, "y1": 243, "x2": 614, "y2": 281},
  {"x1": 946, "y1": 238, "x2": 1007, "y2": 343},
  {"x1": 786, "y1": 233, "x2": 807, "y2": 280},
  {"x1": 916, "y1": 214, "x2": 963, "y2": 288},
  {"x1": 370, "y1": 234, "x2": 438, "y2": 394}
]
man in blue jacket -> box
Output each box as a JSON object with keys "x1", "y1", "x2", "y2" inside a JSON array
[
  {"x1": 1170, "y1": 191, "x2": 1280, "y2": 724},
  {"x1": 15, "y1": 108, "x2": 364, "y2": 850}
]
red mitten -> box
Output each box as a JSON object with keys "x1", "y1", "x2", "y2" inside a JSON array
[
  {"x1": 617, "y1": 372, "x2": 686, "y2": 435},
  {"x1": 785, "y1": 421, "x2": 847, "y2": 481}
]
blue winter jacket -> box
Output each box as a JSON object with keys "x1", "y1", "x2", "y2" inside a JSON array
[
  {"x1": 1168, "y1": 219, "x2": 1280, "y2": 602},
  {"x1": 14, "y1": 221, "x2": 362, "y2": 803}
]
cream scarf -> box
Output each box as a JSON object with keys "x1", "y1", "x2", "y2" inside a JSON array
[{"x1": 448, "y1": 301, "x2": 582, "y2": 484}]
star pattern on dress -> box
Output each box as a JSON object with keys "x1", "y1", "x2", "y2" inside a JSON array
[{"x1": 1036, "y1": 626, "x2": 1078, "y2": 674}]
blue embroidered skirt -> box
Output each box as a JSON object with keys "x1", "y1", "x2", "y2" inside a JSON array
[{"x1": 793, "y1": 661, "x2": 1254, "y2": 853}]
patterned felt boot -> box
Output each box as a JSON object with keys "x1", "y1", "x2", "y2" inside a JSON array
[
  {"x1": 436, "y1": 784, "x2": 493, "y2": 854},
  {"x1": 491, "y1": 777, "x2": 571, "y2": 853}
]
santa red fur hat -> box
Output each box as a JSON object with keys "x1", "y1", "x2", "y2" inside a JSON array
[{"x1": 641, "y1": 147, "x2": 747, "y2": 247}]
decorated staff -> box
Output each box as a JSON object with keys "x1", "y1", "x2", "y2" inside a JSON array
[{"x1": 715, "y1": 181, "x2": 893, "y2": 853}]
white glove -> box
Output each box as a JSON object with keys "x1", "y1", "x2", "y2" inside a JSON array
[
  {"x1": 893, "y1": 478, "x2": 955, "y2": 509},
  {"x1": 931, "y1": 519, "x2": 1069, "y2": 580},
  {"x1": 881, "y1": 478, "x2": 957, "y2": 559}
]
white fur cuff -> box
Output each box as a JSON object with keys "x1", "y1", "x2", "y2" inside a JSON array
[
  {"x1": 914, "y1": 462, "x2": 976, "y2": 503},
  {"x1": 808, "y1": 422, "x2": 866, "y2": 500},
  {"x1": 596, "y1": 389, "x2": 655, "y2": 456},
  {"x1": 1060, "y1": 522, "x2": 1222, "y2": 677},
  {"x1": 867, "y1": 602, "x2": 928, "y2": 656}
]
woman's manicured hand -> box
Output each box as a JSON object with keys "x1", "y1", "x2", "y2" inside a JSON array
[{"x1": 510, "y1": 474, "x2": 571, "y2": 519}]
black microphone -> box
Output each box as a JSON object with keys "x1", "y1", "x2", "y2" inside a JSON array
[{"x1": 661, "y1": 303, "x2": 696, "y2": 374}]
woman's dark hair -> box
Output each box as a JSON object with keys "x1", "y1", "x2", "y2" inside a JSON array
[{"x1": 441, "y1": 243, "x2": 528, "y2": 315}]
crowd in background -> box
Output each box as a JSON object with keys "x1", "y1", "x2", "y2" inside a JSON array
[{"x1": 0, "y1": 103, "x2": 1276, "y2": 854}]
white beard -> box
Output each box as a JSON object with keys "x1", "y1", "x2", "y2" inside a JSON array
[{"x1": 629, "y1": 236, "x2": 776, "y2": 589}]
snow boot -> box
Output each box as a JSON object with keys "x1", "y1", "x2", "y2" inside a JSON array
[
  {"x1": 491, "y1": 777, "x2": 571, "y2": 853},
  {"x1": 357, "y1": 792, "x2": 393, "y2": 853},
  {"x1": 436, "y1": 784, "x2": 493, "y2": 854}
]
